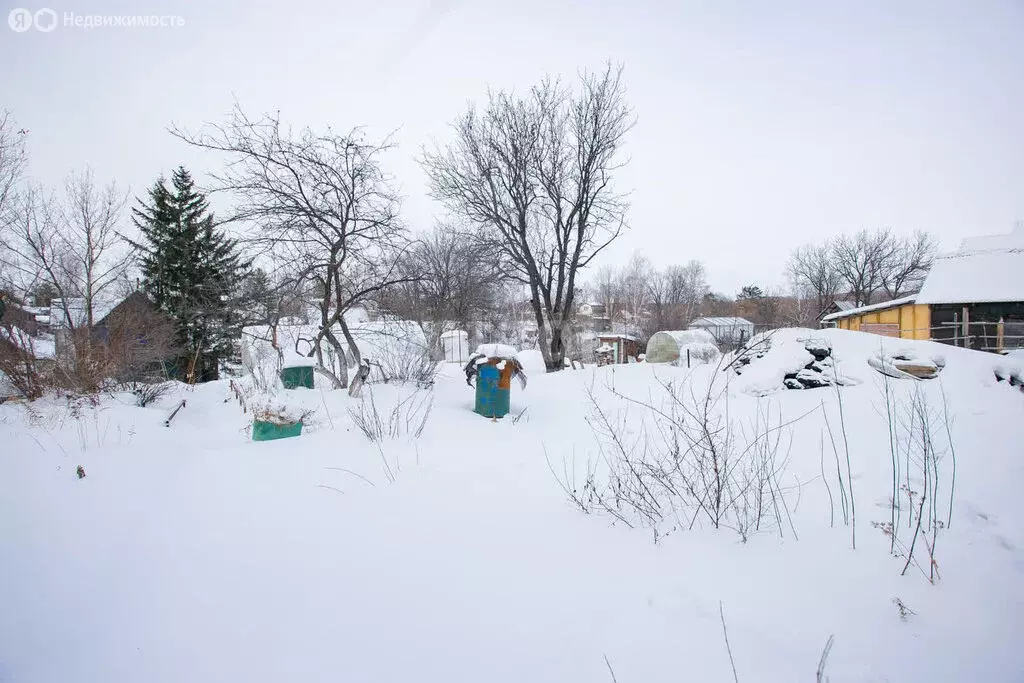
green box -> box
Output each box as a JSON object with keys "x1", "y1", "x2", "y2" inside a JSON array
[
  {"x1": 280, "y1": 365, "x2": 314, "y2": 389},
  {"x1": 252, "y1": 419, "x2": 303, "y2": 441}
]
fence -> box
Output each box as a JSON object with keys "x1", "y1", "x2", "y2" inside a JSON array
[{"x1": 870, "y1": 320, "x2": 1024, "y2": 353}]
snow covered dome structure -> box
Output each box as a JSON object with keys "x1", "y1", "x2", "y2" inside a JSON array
[{"x1": 645, "y1": 329, "x2": 721, "y2": 366}]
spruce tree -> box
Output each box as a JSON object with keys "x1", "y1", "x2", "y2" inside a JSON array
[{"x1": 130, "y1": 167, "x2": 246, "y2": 382}]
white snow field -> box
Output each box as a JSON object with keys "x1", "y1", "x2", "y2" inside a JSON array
[{"x1": 2, "y1": 329, "x2": 1023, "y2": 682}]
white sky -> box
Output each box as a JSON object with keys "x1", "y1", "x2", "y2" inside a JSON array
[{"x1": 3, "y1": 0, "x2": 1022, "y2": 295}]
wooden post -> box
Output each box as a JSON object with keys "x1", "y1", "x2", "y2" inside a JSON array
[
  {"x1": 997, "y1": 317, "x2": 1005, "y2": 353},
  {"x1": 687, "y1": 348, "x2": 691, "y2": 368},
  {"x1": 962, "y1": 306, "x2": 970, "y2": 349}
]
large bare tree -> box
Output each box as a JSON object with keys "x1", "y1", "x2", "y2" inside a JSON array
[
  {"x1": 830, "y1": 228, "x2": 898, "y2": 307},
  {"x1": 423, "y1": 64, "x2": 633, "y2": 371},
  {"x1": 57, "y1": 168, "x2": 130, "y2": 325},
  {"x1": 880, "y1": 230, "x2": 937, "y2": 299},
  {"x1": 171, "y1": 106, "x2": 413, "y2": 387}
]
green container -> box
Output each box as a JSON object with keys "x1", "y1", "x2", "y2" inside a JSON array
[
  {"x1": 474, "y1": 364, "x2": 510, "y2": 418},
  {"x1": 252, "y1": 419, "x2": 303, "y2": 441},
  {"x1": 280, "y1": 365, "x2": 314, "y2": 389}
]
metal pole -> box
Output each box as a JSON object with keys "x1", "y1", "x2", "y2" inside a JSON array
[{"x1": 962, "y1": 306, "x2": 970, "y2": 349}]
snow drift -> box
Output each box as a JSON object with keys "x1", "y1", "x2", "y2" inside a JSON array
[{"x1": 1, "y1": 327, "x2": 1023, "y2": 682}]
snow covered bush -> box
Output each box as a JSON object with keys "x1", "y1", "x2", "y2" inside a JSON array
[{"x1": 250, "y1": 393, "x2": 313, "y2": 426}]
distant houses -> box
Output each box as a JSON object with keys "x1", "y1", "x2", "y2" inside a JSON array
[{"x1": 821, "y1": 226, "x2": 1024, "y2": 353}]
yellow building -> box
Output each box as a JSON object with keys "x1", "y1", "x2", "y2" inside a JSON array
[{"x1": 821, "y1": 295, "x2": 931, "y2": 340}]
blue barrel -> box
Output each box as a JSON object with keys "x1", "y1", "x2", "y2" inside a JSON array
[{"x1": 474, "y1": 363, "x2": 510, "y2": 418}]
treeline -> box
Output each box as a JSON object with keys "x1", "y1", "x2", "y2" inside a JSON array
[
  {"x1": 0, "y1": 60, "x2": 944, "y2": 393},
  {"x1": 1, "y1": 62, "x2": 632, "y2": 386},
  {"x1": 787, "y1": 229, "x2": 937, "y2": 313}
]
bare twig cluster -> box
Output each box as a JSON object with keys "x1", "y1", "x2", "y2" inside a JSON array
[
  {"x1": 552, "y1": 363, "x2": 805, "y2": 542},
  {"x1": 875, "y1": 376, "x2": 955, "y2": 583},
  {"x1": 348, "y1": 387, "x2": 434, "y2": 443}
]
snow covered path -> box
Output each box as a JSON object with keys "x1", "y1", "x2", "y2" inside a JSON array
[{"x1": 2, "y1": 331, "x2": 1024, "y2": 681}]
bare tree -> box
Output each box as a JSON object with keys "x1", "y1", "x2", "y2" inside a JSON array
[
  {"x1": 0, "y1": 111, "x2": 27, "y2": 232},
  {"x1": 171, "y1": 106, "x2": 414, "y2": 388},
  {"x1": 880, "y1": 231, "x2": 937, "y2": 299},
  {"x1": 0, "y1": 184, "x2": 80, "y2": 326},
  {"x1": 615, "y1": 251, "x2": 652, "y2": 331},
  {"x1": 647, "y1": 260, "x2": 708, "y2": 333},
  {"x1": 592, "y1": 264, "x2": 620, "y2": 322},
  {"x1": 57, "y1": 168, "x2": 130, "y2": 326},
  {"x1": 377, "y1": 223, "x2": 504, "y2": 350},
  {"x1": 1, "y1": 168, "x2": 130, "y2": 328},
  {"x1": 787, "y1": 243, "x2": 843, "y2": 315},
  {"x1": 423, "y1": 64, "x2": 633, "y2": 371},
  {"x1": 831, "y1": 229, "x2": 898, "y2": 307}
]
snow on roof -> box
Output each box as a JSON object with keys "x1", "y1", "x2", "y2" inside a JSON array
[
  {"x1": 50, "y1": 297, "x2": 121, "y2": 329},
  {"x1": 440, "y1": 329, "x2": 468, "y2": 339},
  {"x1": 690, "y1": 316, "x2": 753, "y2": 327},
  {"x1": 958, "y1": 223, "x2": 1024, "y2": 252},
  {"x1": 820, "y1": 295, "x2": 918, "y2": 322},
  {"x1": 832, "y1": 301, "x2": 856, "y2": 311},
  {"x1": 916, "y1": 241, "x2": 1024, "y2": 305},
  {"x1": 598, "y1": 333, "x2": 639, "y2": 342}
]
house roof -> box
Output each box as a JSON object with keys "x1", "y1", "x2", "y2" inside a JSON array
[
  {"x1": 915, "y1": 229, "x2": 1024, "y2": 305},
  {"x1": 820, "y1": 295, "x2": 918, "y2": 322},
  {"x1": 690, "y1": 316, "x2": 753, "y2": 327},
  {"x1": 50, "y1": 297, "x2": 121, "y2": 329},
  {"x1": 831, "y1": 301, "x2": 856, "y2": 312}
]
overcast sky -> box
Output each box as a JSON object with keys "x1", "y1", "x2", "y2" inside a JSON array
[{"x1": 3, "y1": 0, "x2": 1023, "y2": 295}]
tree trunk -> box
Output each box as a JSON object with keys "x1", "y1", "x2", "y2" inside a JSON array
[
  {"x1": 338, "y1": 316, "x2": 361, "y2": 370},
  {"x1": 547, "y1": 324, "x2": 565, "y2": 372},
  {"x1": 320, "y1": 326, "x2": 349, "y2": 388}
]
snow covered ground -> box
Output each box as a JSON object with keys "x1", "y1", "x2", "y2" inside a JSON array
[{"x1": 2, "y1": 329, "x2": 1023, "y2": 682}]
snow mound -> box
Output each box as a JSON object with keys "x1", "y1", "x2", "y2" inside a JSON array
[
  {"x1": 515, "y1": 349, "x2": 546, "y2": 375},
  {"x1": 731, "y1": 328, "x2": 1022, "y2": 397},
  {"x1": 729, "y1": 329, "x2": 859, "y2": 395}
]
